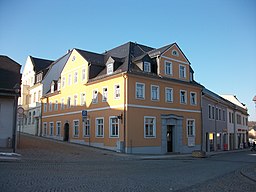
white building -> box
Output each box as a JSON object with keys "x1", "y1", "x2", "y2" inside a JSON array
[{"x1": 19, "y1": 56, "x2": 53, "y2": 135}]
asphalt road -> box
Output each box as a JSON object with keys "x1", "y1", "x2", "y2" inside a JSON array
[{"x1": 0, "y1": 134, "x2": 255, "y2": 192}]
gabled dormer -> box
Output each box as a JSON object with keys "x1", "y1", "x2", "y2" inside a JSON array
[
  {"x1": 132, "y1": 54, "x2": 157, "y2": 74},
  {"x1": 105, "y1": 56, "x2": 124, "y2": 75},
  {"x1": 50, "y1": 80, "x2": 57, "y2": 93}
]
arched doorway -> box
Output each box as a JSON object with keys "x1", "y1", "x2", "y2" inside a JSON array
[{"x1": 63, "y1": 123, "x2": 69, "y2": 141}]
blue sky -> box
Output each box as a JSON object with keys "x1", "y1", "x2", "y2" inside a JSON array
[{"x1": 0, "y1": 0, "x2": 256, "y2": 120}]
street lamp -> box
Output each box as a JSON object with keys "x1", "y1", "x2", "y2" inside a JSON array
[{"x1": 12, "y1": 83, "x2": 20, "y2": 153}]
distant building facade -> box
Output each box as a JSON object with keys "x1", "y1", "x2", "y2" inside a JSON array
[{"x1": 0, "y1": 55, "x2": 21, "y2": 148}]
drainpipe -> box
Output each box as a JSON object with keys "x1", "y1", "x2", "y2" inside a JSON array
[
  {"x1": 200, "y1": 91, "x2": 204, "y2": 151},
  {"x1": 123, "y1": 73, "x2": 128, "y2": 153}
]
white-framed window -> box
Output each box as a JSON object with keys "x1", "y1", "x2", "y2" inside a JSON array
[
  {"x1": 92, "y1": 90, "x2": 98, "y2": 104},
  {"x1": 144, "y1": 116, "x2": 156, "y2": 138},
  {"x1": 179, "y1": 65, "x2": 186, "y2": 79},
  {"x1": 82, "y1": 68, "x2": 86, "y2": 81},
  {"x1": 83, "y1": 119, "x2": 90, "y2": 137},
  {"x1": 74, "y1": 94, "x2": 78, "y2": 106},
  {"x1": 56, "y1": 121, "x2": 61, "y2": 136},
  {"x1": 81, "y1": 93, "x2": 86, "y2": 106},
  {"x1": 187, "y1": 119, "x2": 195, "y2": 137},
  {"x1": 190, "y1": 92, "x2": 197, "y2": 105},
  {"x1": 180, "y1": 90, "x2": 187, "y2": 104},
  {"x1": 109, "y1": 117, "x2": 119, "y2": 137},
  {"x1": 67, "y1": 97, "x2": 71, "y2": 108},
  {"x1": 44, "y1": 103, "x2": 47, "y2": 112},
  {"x1": 73, "y1": 120, "x2": 79, "y2": 137},
  {"x1": 49, "y1": 102, "x2": 52, "y2": 111},
  {"x1": 107, "y1": 63, "x2": 113, "y2": 74},
  {"x1": 102, "y1": 87, "x2": 108, "y2": 102},
  {"x1": 212, "y1": 106, "x2": 215, "y2": 119},
  {"x1": 165, "y1": 61, "x2": 173, "y2": 75},
  {"x1": 68, "y1": 74, "x2": 72, "y2": 85},
  {"x1": 144, "y1": 61, "x2": 151, "y2": 72},
  {"x1": 151, "y1": 85, "x2": 159, "y2": 101},
  {"x1": 61, "y1": 98, "x2": 64, "y2": 110},
  {"x1": 165, "y1": 87, "x2": 173, "y2": 103},
  {"x1": 57, "y1": 80, "x2": 61, "y2": 91},
  {"x1": 96, "y1": 118, "x2": 104, "y2": 137},
  {"x1": 51, "y1": 83, "x2": 54, "y2": 93},
  {"x1": 43, "y1": 122, "x2": 47, "y2": 135},
  {"x1": 62, "y1": 77, "x2": 66, "y2": 88},
  {"x1": 136, "y1": 82, "x2": 145, "y2": 99},
  {"x1": 172, "y1": 49, "x2": 179, "y2": 56},
  {"x1": 49, "y1": 122, "x2": 54, "y2": 136},
  {"x1": 114, "y1": 85, "x2": 120, "y2": 99},
  {"x1": 74, "y1": 71, "x2": 78, "y2": 84},
  {"x1": 54, "y1": 100, "x2": 58, "y2": 111}
]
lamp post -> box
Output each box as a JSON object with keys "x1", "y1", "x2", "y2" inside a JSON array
[{"x1": 12, "y1": 83, "x2": 20, "y2": 153}]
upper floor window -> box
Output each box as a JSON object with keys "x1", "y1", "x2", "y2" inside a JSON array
[
  {"x1": 57, "y1": 80, "x2": 61, "y2": 91},
  {"x1": 44, "y1": 103, "x2": 47, "y2": 112},
  {"x1": 102, "y1": 88, "x2": 108, "y2": 102},
  {"x1": 212, "y1": 106, "x2": 215, "y2": 119},
  {"x1": 172, "y1": 50, "x2": 179, "y2": 56},
  {"x1": 237, "y1": 114, "x2": 241, "y2": 125},
  {"x1": 165, "y1": 61, "x2": 173, "y2": 75},
  {"x1": 81, "y1": 93, "x2": 86, "y2": 106},
  {"x1": 136, "y1": 83, "x2": 145, "y2": 99},
  {"x1": 38, "y1": 90, "x2": 41, "y2": 102},
  {"x1": 82, "y1": 68, "x2": 86, "y2": 81},
  {"x1": 51, "y1": 82, "x2": 55, "y2": 93},
  {"x1": 36, "y1": 73, "x2": 42, "y2": 83},
  {"x1": 144, "y1": 116, "x2": 156, "y2": 138},
  {"x1": 74, "y1": 95, "x2": 78, "y2": 106},
  {"x1": 49, "y1": 102, "x2": 52, "y2": 111},
  {"x1": 115, "y1": 85, "x2": 120, "y2": 99},
  {"x1": 187, "y1": 119, "x2": 195, "y2": 137},
  {"x1": 33, "y1": 92, "x2": 36, "y2": 103},
  {"x1": 151, "y1": 85, "x2": 159, "y2": 101},
  {"x1": 68, "y1": 74, "x2": 72, "y2": 85},
  {"x1": 208, "y1": 105, "x2": 212, "y2": 119},
  {"x1": 62, "y1": 77, "x2": 66, "y2": 88},
  {"x1": 144, "y1": 62, "x2": 151, "y2": 72},
  {"x1": 92, "y1": 90, "x2": 98, "y2": 104},
  {"x1": 165, "y1": 88, "x2": 173, "y2": 103},
  {"x1": 107, "y1": 63, "x2": 113, "y2": 75},
  {"x1": 179, "y1": 65, "x2": 186, "y2": 79},
  {"x1": 61, "y1": 98, "x2": 65, "y2": 110},
  {"x1": 190, "y1": 92, "x2": 197, "y2": 105},
  {"x1": 74, "y1": 71, "x2": 78, "y2": 84},
  {"x1": 54, "y1": 100, "x2": 58, "y2": 111},
  {"x1": 67, "y1": 97, "x2": 71, "y2": 108},
  {"x1": 180, "y1": 90, "x2": 187, "y2": 104}
]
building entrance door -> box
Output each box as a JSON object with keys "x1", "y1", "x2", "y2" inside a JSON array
[
  {"x1": 167, "y1": 125, "x2": 173, "y2": 152},
  {"x1": 64, "y1": 123, "x2": 69, "y2": 141}
]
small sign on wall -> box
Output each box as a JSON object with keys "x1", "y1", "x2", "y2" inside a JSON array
[{"x1": 188, "y1": 136, "x2": 195, "y2": 147}]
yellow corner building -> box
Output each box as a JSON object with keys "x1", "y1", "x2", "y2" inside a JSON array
[{"x1": 41, "y1": 42, "x2": 203, "y2": 154}]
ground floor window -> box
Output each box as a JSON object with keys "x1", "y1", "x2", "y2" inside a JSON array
[
  {"x1": 56, "y1": 121, "x2": 61, "y2": 136},
  {"x1": 73, "y1": 120, "x2": 79, "y2": 137},
  {"x1": 96, "y1": 118, "x2": 104, "y2": 137},
  {"x1": 83, "y1": 119, "x2": 90, "y2": 137},
  {"x1": 187, "y1": 119, "x2": 195, "y2": 137},
  {"x1": 144, "y1": 116, "x2": 156, "y2": 138},
  {"x1": 43, "y1": 122, "x2": 47, "y2": 135},
  {"x1": 110, "y1": 117, "x2": 119, "y2": 137},
  {"x1": 49, "y1": 122, "x2": 54, "y2": 136}
]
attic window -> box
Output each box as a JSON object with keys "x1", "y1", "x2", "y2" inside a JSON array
[
  {"x1": 107, "y1": 63, "x2": 113, "y2": 75},
  {"x1": 72, "y1": 56, "x2": 76, "y2": 61},
  {"x1": 172, "y1": 50, "x2": 179, "y2": 56},
  {"x1": 51, "y1": 82, "x2": 55, "y2": 93},
  {"x1": 144, "y1": 62, "x2": 151, "y2": 72}
]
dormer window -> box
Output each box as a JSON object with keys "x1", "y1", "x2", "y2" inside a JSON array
[
  {"x1": 36, "y1": 73, "x2": 42, "y2": 83},
  {"x1": 144, "y1": 62, "x2": 151, "y2": 72},
  {"x1": 57, "y1": 79, "x2": 61, "y2": 91},
  {"x1": 51, "y1": 82, "x2": 55, "y2": 93},
  {"x1": 107, "y1": 63, "x2": 113, "y2": 74}
]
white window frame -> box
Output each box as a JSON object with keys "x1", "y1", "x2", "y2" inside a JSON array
[
  {"x1": 165, "y1": 87, "x2": 173, "y2": 103},
  {"x1": 187, "y1": 119, "x2": 195, "y2": 137},
  {"x1": 107, "y1": 63, "x2": 113, "y2": 75},
  {"x1": 136, "y1": 82, "x2": 145, "y2": 100},
  {"x1": 164, "y1": 61, "x2": 173, "y2": 75},
  {"x1": 114, "y1": 84, "x2": 120, "y2": 99},
  {"x1": 81, "y1": 93, "x2": 86, "y2": 106},
  {"x1": 61, "y1": 98, "x2": 65, "y2": 110},
  {"x1": 54, "y1": 100, "x2": 58, "y2": 111},
  {"x1": 68, "y1": 74, "x2": 72, "y2": 85},
  {"x1": 56, "y1": 121, "x2": 61, "y2": 136},
  {"x1": 109, "y1": 116, "x2": 119, "y2": 138},
  {"x1": 102, "y1": 87, "x2": 108, "y2": 102},
  {"x1": 62, "y1": 77, "x2": 65, "y2": 88},
  {"x1": 151, "y1": 85, "x2": 159, "y2": 101},
  {"x1": 44, "y1": 103, "x2": 47, "y2": 112},
  {"x1": 190, "y1": 92, "x2": 197, "y2": 105},
  {"x1": 73, "y1": 119, "x2": 79, "y2": 137},
  {"x1": 49, "y1": 122, "x2": 54, "y2": 136},
  {"x1": 144, "y1": 116, "x2": 156, "y2": 138},
  {"x1": 82, "y1": 68, "x2": 86, "y2": 81},
  {"x1": 43, "y1": 122, "x2": 47, "y2": 136},
  {"x1": 144, "y1": 61, "x2": 151, "y2": 72},
  {"x1": 74, "y1": 94, "x2": 78, "y2": 106},
  {"x1": 172, "y1": 49, "x2": 179, "y2": 56},
  {"x1": 180, "y1": 90, "x2": 187, "y2": 104},
  {"x1": 74, "y1": 71, "x2": 78, "y2": 84},
  {"x1": 67, "y1": 96, "x2": 71, "y2": 108},
  {"x1": 96, "y1": 117, "x2": 104, "y2": 138},
  {"x1": 92, "y1": 89, "x2": 98, "y2": 104},
  {"x1": 49, "y1": 102, "x2": 52, "y2": 111},
  {"x1": 179, "y1": 64, "x2": 186, "y2": 79},
  {"x1": 83, "y1": 119, "x2": 90, "y2": 137}
]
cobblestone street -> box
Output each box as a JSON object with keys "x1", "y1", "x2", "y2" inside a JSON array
[{"x1": 0, "y1": 134, "x2": 255, "y2": 192}]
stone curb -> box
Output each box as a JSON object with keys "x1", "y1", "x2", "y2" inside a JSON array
[
  {"x1": 240, "y1": 167, "x2": 256, "y2": 183},
  {"x1": 0, "y1": 152, "x2": 21, "y2": 162}
]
